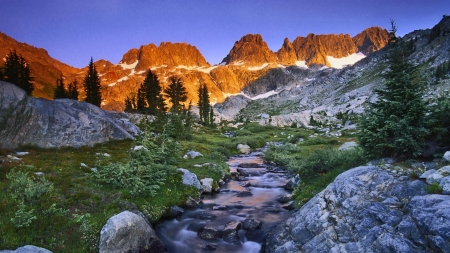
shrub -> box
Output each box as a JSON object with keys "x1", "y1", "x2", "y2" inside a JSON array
[
  {"x1": 94, "y1": 148, "x2": 176, "y2": 197},
  {"x1": 298, "y1": 147, "x2": 365, "y2": 178},
  {"x1": 7, "y1": 169, "x2": 54, "y2": 204},
  {"x1": 425, "y1": 183, "x2": 443, "y2": 194}
]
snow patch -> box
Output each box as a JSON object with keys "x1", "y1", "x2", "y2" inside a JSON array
[
  {"x1": 150, "y1": 65, "x2": 167, "y2": 70},
  {"x1": 224, "y1": 90, "x2": 279, "y2": 100},
  {"x1": 277, "y1": 64, "x2": 286, "y2": 69},
  {"x1": 252, "y1": 90, "x2": 278, "y2": 99},
  {"x1": 295, "y1": 61, "x2": 308, "y2": 68},
  {"x1": 248, "y1": 63, "x2": 269, "y2": 71},
  {"x1": 231, "y1": 61, "x2": 244, "y2": 66},
  {"x1": 327, "y1": 53, "x2": 365, "y2": 69},
  {"x1": 119, "y1": 60, "x2": 138, "y2": 70},
  {"x1": 117, "y1": 76, "x2": 129, "y2": 82},
  {"x1": 176, "y1": 65, "x2": 218, "y2": 74},
  {"x1": 108, "y1": 82, "x2": 117, "y2": 87}
]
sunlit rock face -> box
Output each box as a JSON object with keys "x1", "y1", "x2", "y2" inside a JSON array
[
  {"x1": 0, "y1": 27, "x2": 388, "y2": 112},
  {"x1": 222, "y1": 34, "x2": 278, "y2": 66},
  {"x1": 0, "y1": 81, "x2": 136, "y2": 149},
  {"x1": 353, "y1": 26, "x2": 390, "y2": 55}
]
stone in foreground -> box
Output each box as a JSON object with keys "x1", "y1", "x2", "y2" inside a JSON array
[
  {"x1": 99, "y1": 211, "x2": 164, "y2": 253},
  {"x1": 265, "y1": 166, "x2": 450, "y2": 253}
]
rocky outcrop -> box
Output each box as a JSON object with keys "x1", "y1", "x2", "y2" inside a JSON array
[
  {"x1": 135, "y1": 42, "x2": 209, "y2": 70},
  {"x1": 99, "y1": 211, "x2": 164, "y2": 253},
  {"x1": 353, "y1": 27, "x2": 390, "y2": 55},
  {"x1": 222, "y1": 34, "x2": 278, "y2": 66},
  {"x1": 264, "y1": 166, "x2": 450, "y2": 253},
  {"x1": 0, "y1": 245, "x2": 53, "y2": 253},
  {"x1": 277, "y1": 38, "x2": 298, "y2": 65},
  {"x1": 0, "y1": 81, "x2": 136, "y2": 149}
]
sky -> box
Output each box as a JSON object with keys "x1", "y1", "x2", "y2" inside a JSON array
[{"x1": 1, "y1": 0, "x2": 448, "y2": 68}]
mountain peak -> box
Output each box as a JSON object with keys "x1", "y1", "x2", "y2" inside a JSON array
[
  {"x1": 222, "y1": 33, "x2": 277, "y2": 66},
  {"x1": 353, "y1": 26, "x2": 389, "y2": 55}
]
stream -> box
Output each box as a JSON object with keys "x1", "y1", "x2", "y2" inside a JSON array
[{"x1": 155, "y1": 150, "x2": 293, "y2": 253}]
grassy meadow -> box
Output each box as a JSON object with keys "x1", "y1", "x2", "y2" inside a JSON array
[{"x1": 0, "y1": 122, "x2": 362, "y2": 252}]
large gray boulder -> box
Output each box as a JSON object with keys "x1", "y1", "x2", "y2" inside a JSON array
[
  {"x1": 264, "y1": 166, "x2": 450, "y2": 253},
  {"x1": 99, "y1": 211, "x2": 164, "y2": 253},
  {"x1": 0, "y1": 245, "x2": 52, "y2": 253},
  {"x1": 0, "y1": 81, "x2": 137, "y2": 149},
  {"x1": 178, "y1": 168, "x2": 203, "y2": 192}
]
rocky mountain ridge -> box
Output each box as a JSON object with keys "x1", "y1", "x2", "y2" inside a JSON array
[
  {"x1": 218, "y1": 16, "x2": 450, "y2": 128},
  {"x1": 0, "y1": 27, "x2": 388, "y2": 111}
]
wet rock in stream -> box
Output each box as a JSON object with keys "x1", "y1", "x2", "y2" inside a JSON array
[{"x1": 222, "y1": 221, "x2": 242, "y2": 244}]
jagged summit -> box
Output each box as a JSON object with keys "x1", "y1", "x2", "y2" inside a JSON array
[
  {"x1": 353, "y1": 26, "x2": 390, "y2": 55},
  {"x1": 221, "y1": 34, "x2": 278, "y2": 66}
]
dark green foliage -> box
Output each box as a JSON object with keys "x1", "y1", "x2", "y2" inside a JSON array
[
  {"x1": 67, "y1": 80, "x2": 79, "y2": 100},
  {"x1": 83, "y1": 57, "x2": 102, "y2": 107},
  {"x1": 424, "y1": 92, "x2": 450, "y2": 156},
  {"x1": 425, "y1": 183, "x2": 443, "y2": 194},
  {"x1": 164, "y1": 76, "x2": 187, "y2": 113},
  {"x1": 137, "y1": 82, "x2": 147, "y2": 111},
  {"x1": 435, "y1": 60, "x2": 450, "y2": 83},
  {"x1": 358, "y1": 21, "x2": 427, "y2": 159},
  {"x1": 198, "y1": 83, "x2": 215, "y2": 125},
  {"x1": 265, "y1": 144, "x2": 365, "y2": 180},
  {"x1": 2, "y1": 50, "x2": 34, "y2": 95},
  {"x1": 53, "y1": 76, "x2": 67, "y2": 99},
  {"x1": 144, "y1": 70, "x2": 166, "y2": 114},
  {"x1": 54, "y1": 78, "x2": 79, "y2": 100},
  {"x1": 309, "y1": 115, "x2": 319, "y2": 126},
  {"x1": 94, "y1": 125, "x2": 179, "y2": 197}
]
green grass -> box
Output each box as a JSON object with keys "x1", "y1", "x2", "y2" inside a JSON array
[{"x1": 0, "y1": 121, "x2": 360, "y2": 252}]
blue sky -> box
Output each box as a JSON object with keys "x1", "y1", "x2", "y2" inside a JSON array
[{"x1": 1, "y1": 0, "x2": 448, "y2": 68}]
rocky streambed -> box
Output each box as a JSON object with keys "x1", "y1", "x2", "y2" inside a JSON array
[{"x1": 155, "y1": 151, "x2": 294, "y2": 253}]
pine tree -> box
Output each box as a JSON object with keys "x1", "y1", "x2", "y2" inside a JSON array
[
  {"x1": 209, "y1": 105, "x2": 214, "y2": 125},
  {"x1": 124, "y1": 94, "x2": 134, "y2": 112},
  {"x1": 164, "y1": 76, "x2": 187, "y2": 113},
  {"x1": 3, "y1": 50, "x2": 34, "y2": 95},
  {"x1": 53, "y1": 76, "x2": 67, "y2": 99},
  {"x1": 358, "y1": 20, "x2": 427, "y2": 158},
  {"x1": 83, "y1": 57, "x2": 102, "y2": 107},
  {"x1": 197, "y1": 84, "x2": 204, "y2": 122},
  {"x1": 197, "y1": 83, "x2": 212, "y2": 124},
  {"x1": 201, "y1": 84, "x2": 211, "y2": 124},
  {"x1": 143, "y1": 70, "x2": 165, "y2": 114},
  {"x1": 67, "y1": 80, "x2": 79, "y2": 100},
  {"x1": 137, "y1": 82, "x2": 147, "y2": 111}
]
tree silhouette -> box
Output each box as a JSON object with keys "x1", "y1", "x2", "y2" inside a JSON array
[
  {"x1": 164, "y1": 76, "x2": 187, "y2": 113},
  {"x1": 83, "y1": 57, "x2": 102, "y2": 106},
  {"x1": 3, "y1": 50, "x2": 34, "y2": 95}
]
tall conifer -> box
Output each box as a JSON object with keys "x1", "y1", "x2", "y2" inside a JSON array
[
  {"x1": 83, "y1": 57, "x2": 102, "y2": 107},
  {"x1": 164, "y1": 76, "x2": 187, "y2": 113},
  {"x1": 3, "y1": 50, "x2": 34, "y2": 95},
  {"x1": 358, "y1": 20, "x2": 427, "y2": 158}
]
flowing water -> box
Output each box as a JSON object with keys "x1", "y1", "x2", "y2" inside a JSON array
[{"x1": 156, "y1": 151, "x2": 292, "y2": 253}]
